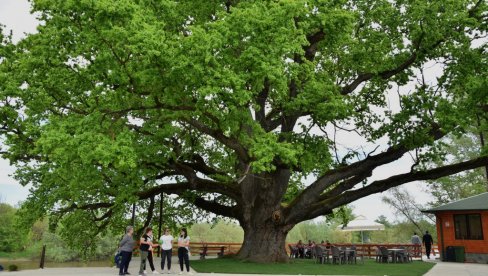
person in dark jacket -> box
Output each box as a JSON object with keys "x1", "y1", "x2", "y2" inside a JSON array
[
  {"x1": 422, "y1": 231, "x2": 434, "y2": 259},
  {"x1": 119, "y1": 226, "x2": 135, "y2": 276}
]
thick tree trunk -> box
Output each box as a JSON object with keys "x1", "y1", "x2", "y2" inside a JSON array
[
  {"x1": 235, "y1": 169, "x2": 293, "y2": 262},
  {"x1": 237, "y1": 223, "x2": 291, "y2": 263}
]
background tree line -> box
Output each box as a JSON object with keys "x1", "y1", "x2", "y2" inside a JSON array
[
  {"x1": 2, "y1": 129, "x2": 486, "y2": 261},
  {"x1": 0, "y1": 201, "x2": 117, "y2": 262},
  {"x1": 0, "y1": 200, "x2": 433, "y2": 262}
]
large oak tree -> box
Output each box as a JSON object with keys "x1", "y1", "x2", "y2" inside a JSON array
[{"x1": 1, "y1": 0, "x2": 487, "y2": 262}]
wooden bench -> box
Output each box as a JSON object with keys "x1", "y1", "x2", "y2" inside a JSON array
[{"x1": 198, "y1": 245, "x2": 225, "y2": 259}]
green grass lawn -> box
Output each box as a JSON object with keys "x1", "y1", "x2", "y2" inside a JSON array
[{"x1": 191, "y1": 257, "x2": 436, "y2": 276}]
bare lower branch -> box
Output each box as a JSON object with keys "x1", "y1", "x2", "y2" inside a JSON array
[
  {"x1": 93, "y1": 208, "x2": 114, "y2": 222},
  {"x1": 302, "y1": 155, "x2": 488, "y2": 221},
  {"x1": 56, "y1": 202, "x2": 114, "y2": 214},
  {"x1": 192, "y1": 196, "x2": 241, "y2": 219},
  {"x1": 137, "y1": 179, "x2": 240, "y2": 201},
  {"x1": 285, "y1": 124, "x2": 444, "y2": 222}
]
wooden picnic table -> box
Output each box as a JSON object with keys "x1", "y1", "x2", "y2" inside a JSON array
[
  {"x1": 198, "y1": 245, "x2": 225, "y2": 259},
  {"x1": 388, "y1": 248, "x2": 408, "y2": 263}
]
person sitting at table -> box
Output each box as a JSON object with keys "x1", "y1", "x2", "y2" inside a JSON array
[
  {"x1": 296, "y1": 240, "x2": 305, "y2": 258},
  {"x1": 311, "y1": 241, "x2": 317, "y2": 258},
  {"x1": 325, "y1": 240, "x2": 331, "y2": 249},
  {"x1": 305, "y1": 241, "x2": 315, "y2": 259}
]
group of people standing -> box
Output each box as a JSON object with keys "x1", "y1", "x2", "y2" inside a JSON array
[
  {"x1": 411, "y1": 231, "x2": 434, "y2": 259},
  {"x1": 118, "y1": 226, "x2": 192, "y2": 276}
]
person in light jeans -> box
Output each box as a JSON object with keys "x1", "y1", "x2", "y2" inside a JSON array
[
  {"x1": 139, "y1": 227, "x2": 157, "y2": 276},
  {"x1": 160, "y1": 228, "x2": 174, "y2": 274}
]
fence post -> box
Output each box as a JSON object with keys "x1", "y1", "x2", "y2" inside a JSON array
[{"x1": 39, "y1": 245, "x2": 46, "y2": 269}]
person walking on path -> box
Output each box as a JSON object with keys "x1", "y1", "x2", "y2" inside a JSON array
[
  {"x1": 139, "y1": 227, "x2": 156, "y2": 276},
  {"x1": 411, "y1": 232, "x2": 422, "y2": 257},
  {"x1": 177, "y1": 228, "x2": 191, "y2": 275},
  {"x1": 423, "y1": 230, "x2": 434, "y2": 259},
  {"x1": 119, "y1": 226, "x2": 136, "y2": 276},
  {"x1": 160, "y1": 228, "x2": 174, "y2": 274},
  {"x1": 411, "y1": 232, "x2": 421, "y2": 245}
]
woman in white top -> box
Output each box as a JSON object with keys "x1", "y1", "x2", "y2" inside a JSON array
[
  {"x1": 159, "y1": 228, "x2": 174, "y2": 273},
  {"x1": 177, "y1": 228, "x2": 190, "y2": 274}
]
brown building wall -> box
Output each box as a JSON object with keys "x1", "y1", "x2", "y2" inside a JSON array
[{"x1": 436, "y1": 210, "x2": 488, "y2": 258}]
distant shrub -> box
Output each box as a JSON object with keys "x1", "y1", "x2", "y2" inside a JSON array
[{"x1": 8, "y1": 264, "x2": 19, "y2": 271}]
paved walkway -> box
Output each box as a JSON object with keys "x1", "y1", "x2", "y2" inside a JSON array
[
  {"x1": 423, "y1": 260, "x2": 488, "y2": 276},
  {"x1": 5, "y1": 258, "x2": 488, "y2": 276},
  {"x1": 6, "y1": 257, "x2": 194, "y2": 276}
]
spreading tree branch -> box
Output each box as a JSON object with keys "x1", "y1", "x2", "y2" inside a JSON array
[
  {"x1": 263, "y1": 29, "x2": 325, "y2": 132},
  {"x1": 139, "y1": 196, "x2": 155, "y2": 233},
  {"x1": 286, "y1": 124, "x2": 444, "y2": 223},
  {"x1": 56, "y1": 202, "x2": 114, "y2": 214},
  {"x1": 301, "y1": 155, "x2": 488, "y2": 221},
  {"x1": 137, "y1": 179, "x2": 240, "y2": 201},
  {"x1": 255, "y1": 79, "x2": 270, "y2": 130},
  {"x1": 185, "y1": 118, "x2": 250, "y2": 162},
  {"x1": 193, "y1": 196, "x2": 241, "y2": 219}
]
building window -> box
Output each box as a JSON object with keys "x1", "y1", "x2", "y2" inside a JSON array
[{"x1": 454, "y1": 214, "x2": 483, "y2": 240}]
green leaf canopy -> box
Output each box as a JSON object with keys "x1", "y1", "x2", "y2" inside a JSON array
[{"x1": 0, "y1": 0, "x2": 486, "y2": 262}]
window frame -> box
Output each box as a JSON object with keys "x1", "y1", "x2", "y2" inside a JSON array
[{"x1": 453, "y1": 213, "x2": 484, "y2": 240}]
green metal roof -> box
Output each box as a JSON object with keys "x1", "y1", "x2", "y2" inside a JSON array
[{"x1": 422, "y1": 192, "x2": 488, "y2": 213}]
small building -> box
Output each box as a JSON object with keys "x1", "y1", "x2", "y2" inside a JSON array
[{"x1": 423, "y1": 192, "x2": 488, "y2": 264}]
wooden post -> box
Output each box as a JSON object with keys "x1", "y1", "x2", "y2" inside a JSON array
[
  {"x1": 131, "y1": 203, "x2": 136, "y2": 227},
  {"x1": 157, "y1": 193, "x2": 163, "y2": 257},
  {"x1": 39, "y1": 245, "x2": 46, "y2": 269}
]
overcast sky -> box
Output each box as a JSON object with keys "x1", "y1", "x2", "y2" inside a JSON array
[
  {"x1": 0, "y1": 0, "x2": 38, "y2": 206},
  {"x1": 0, "y1": 0, "x2": 434, "y2": 223}
]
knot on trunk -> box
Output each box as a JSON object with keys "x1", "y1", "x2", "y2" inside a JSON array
[{"x1": 272, "y1": 210, "x2": 282, "y2": 224}]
